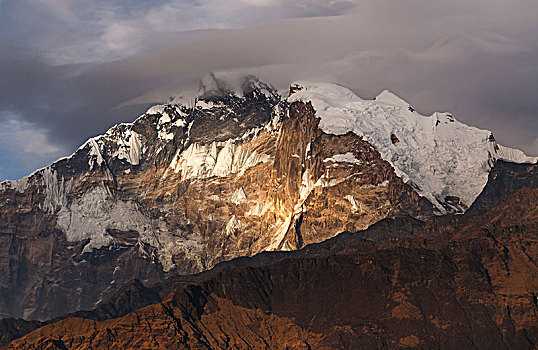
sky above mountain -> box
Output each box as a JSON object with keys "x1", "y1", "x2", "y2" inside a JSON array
[{"x1": 1, "y1": 0, "x2": 537, "y2": 180}]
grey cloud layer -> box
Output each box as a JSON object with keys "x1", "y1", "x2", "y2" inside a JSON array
[
  {"x1": 0, "y1": 0, "x2": 537, "y2": 180},
  {"x1": 0, "y1": 0, "x2": 357, "y2": 63}
]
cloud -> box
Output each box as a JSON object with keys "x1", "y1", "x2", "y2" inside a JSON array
[
  {"x1": 1, "y1": 0, "x2": 359, "y2": 64},
  {"x1": 0, "y1": 113, "x2": 65, "y2": 180},
  {"x1": 1, "y1": 0, "x2": 538, "y2": 180}
]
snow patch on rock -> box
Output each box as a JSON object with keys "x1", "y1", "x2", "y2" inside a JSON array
[
  {"x1": 88, "y1": 138, "x2": 105, "y2": 168},
  {"x1": 246, "y1": 201, "x2": 271, "y2": 216},
  {"x1": 55, "y1": 185, "x2": 158, "y2": 252},
  {"x1": 41, "y1": 167, "x2": 74, "y2": 214},
  {"x1": 225, "y1": 215, "x2": 241, "y2": 236},
  {"x1": 114, "y1": 130, "x2": 144, "y2": 166},
  {"x1": 0, "y1": 176, "x2": 30, "y2": 193},
  {"x1": 55, "y1": 184, "x2": 203, "y2": 271},
  {"x1": 146, "y1": 104, "x2": 187, "y2": 142},
  {"x1": 345, "y1": 195, "x2": 362, "y2": 213},
  {"x1": 146, "y1": 104, "x2": 166, "y2": 115},
  {"x1": 324, "y1": 152, "x2": 362, "y2": 165},
  {"x1": 230, "y1": 187, "x2": 248, "y2": 205},
  {"x1": 167, "y1": 136, "x2": 271, "y2": 181}
]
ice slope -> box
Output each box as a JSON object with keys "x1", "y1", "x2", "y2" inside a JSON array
[
  {"x1": 166, "y1": 137, "x2": 271, "y2": 181},
  {"x1": 289, "y1": 82, "x2": 537, "y2": 212}
]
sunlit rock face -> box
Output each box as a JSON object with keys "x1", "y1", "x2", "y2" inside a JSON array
[{"x1": 0, "y1": 75, "x2": 535, "y2": 320}]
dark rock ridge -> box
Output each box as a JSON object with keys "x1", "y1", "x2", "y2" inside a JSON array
[
  {"x1": 3, "y1": 165, "x2": 537, "y2": 349},
  {"x1": 468, "y1": 160, "x2": 537, "y2": 212},
  {"x1": 0, "y1": 319, "x2": 44, "y2": 348}
]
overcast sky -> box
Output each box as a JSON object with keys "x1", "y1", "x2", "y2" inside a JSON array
[{"x1": 1, "y1": 0, "x2": 537, "y2": 180}]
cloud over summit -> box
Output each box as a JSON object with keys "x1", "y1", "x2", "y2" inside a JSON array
[{"x1": 0, "y1": 0, "x2": 537, "y2": 180}]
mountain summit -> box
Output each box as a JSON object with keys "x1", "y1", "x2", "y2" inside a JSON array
[
  {"x1": 288, "y1": 82, "x2": 536, "y2": 212},
  {"x1": 0, "y1": 75, "x2": 535, "y2": 320}
]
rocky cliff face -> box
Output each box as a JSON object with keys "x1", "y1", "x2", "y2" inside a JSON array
[
  {"x1": 468, "y1": 160, "x2": 537, "y2": 212},
  {"x1": 0, "y1": 75, "x2": 535, "y2": 320},
  {"x1": 270, "y1": 100, "x2": 432, "y2": 250},
  {"x1": 4, "y1": 164, "x2": 537, "y2": 349}
]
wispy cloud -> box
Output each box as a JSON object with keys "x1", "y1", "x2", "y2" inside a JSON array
[
  {"x1": 0, "y1": 0, "x2": 537, "y2": 180},
  {"x1": 0, "y1": 113, "x2": 65, "y2": 180},
  {"x1": 1, "y1": 0, "x2": 358, "y2": 64}
]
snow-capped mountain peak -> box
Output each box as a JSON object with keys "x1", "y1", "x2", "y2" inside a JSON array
[
  {"x1": 1, "y1": 75, "x2": 536, "y2": 321},
  {"x1": 288, "y1": 81, "x2": 537, "y2": 213}
]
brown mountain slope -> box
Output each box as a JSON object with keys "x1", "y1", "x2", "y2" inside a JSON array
[{"x1": 5, "y1": 184, "x2": 537, "y2": 349}]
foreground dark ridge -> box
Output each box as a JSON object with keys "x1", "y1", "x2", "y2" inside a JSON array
[{"x1": 3, "y1": 161, "x2": 537, "y2": 349}]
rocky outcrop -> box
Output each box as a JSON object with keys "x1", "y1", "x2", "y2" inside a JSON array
[
  {"x1": 5, "y1": 180, "x2": 537, "y2": 349},
  {"x1": 468, "y1": 160, "x2": 537, "y2": 212}
]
